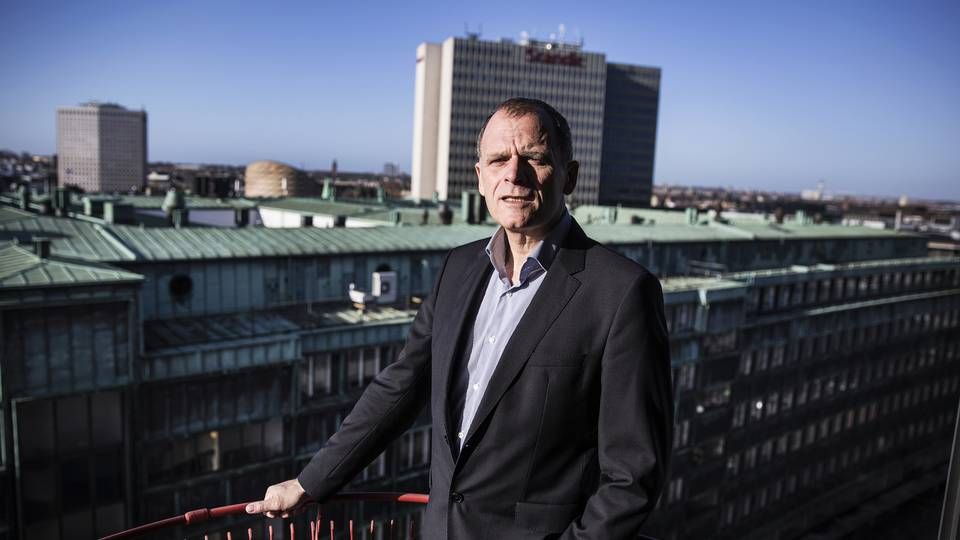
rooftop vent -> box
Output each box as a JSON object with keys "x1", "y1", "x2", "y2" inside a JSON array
[{"x1": 32, "y1": 237, "x2": 51, "y2": 259}]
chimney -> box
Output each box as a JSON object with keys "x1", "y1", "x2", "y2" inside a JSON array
[
  {"x1": 461, "y1": 192, "x2": 475, "y2": 224},
  {"x1": 17, "y1": 185, "x2": 30, "y2": 210},
  {"x1": 54, "y1": 187, "x2": 69, "y2": 216},
  {"x1": 170, "y1": 209, "x2": 189, "y2": 228},
  {"x1": 685, "y1": 207, "x2": 699, "y2": 225},
  {"x1": 104, "y1": 202, "x2": 134, "y2": 224},
  {"x1": 438, "y1": 203, "x2": 453, "y2": 225},
  {"x1": 235, "y1": 208, "x2": 250, "y2": 227},
  {"x1": 33, "y1": 237, "x2": 51, "y2": 259}
]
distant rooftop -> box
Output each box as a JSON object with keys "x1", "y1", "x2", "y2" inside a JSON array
[
  {"x1": 258, "y1": 197, "x2": 466, "y2": 226},
  {"x1": 0, "y1": 197, "x2": 925, "y2": 264},
  {"x1": 70, "y1": 101, "x2": 135, "y2": 110}
]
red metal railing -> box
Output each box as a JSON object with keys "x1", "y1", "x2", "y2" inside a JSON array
[{"x1": 99, "y1": 492, "x2": 429, "y2": 540}]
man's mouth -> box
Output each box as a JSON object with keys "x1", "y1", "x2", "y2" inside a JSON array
[{"x1": 500, "y1": 194, "x2": 533, "y2": 202}]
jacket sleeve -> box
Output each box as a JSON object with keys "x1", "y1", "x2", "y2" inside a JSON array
[
  {"x1": 562, "y1": 271, "x2": 674, "y2": 539},
  {"x1": 297, "y1": 252, "x2": 449, "y2": 499}
]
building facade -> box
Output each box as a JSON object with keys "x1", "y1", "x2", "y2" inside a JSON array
[
  {"x1": 0, "y1": 202, "x2": 956, "y2": 539},
  {"x1": 57, "y1": 102, "x2": 147, "y2": 193},
  {"x1": 411, "y1": 35, "x2": 660, "y2": 207}
]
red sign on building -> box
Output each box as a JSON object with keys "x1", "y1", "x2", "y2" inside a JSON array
[{"x1": 525, "y1": 48, "x2": 584, "y2": 67}]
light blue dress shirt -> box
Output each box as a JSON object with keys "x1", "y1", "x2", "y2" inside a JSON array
[{"x1": 455, "y1": 212, "x2": 573, "y2": 448}]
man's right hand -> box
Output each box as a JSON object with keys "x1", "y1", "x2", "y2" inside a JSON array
[{"x1": 245, "y1": 478, "x2": 310, "y2": 518}]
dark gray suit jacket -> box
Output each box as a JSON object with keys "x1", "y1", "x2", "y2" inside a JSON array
[{"x1": 298, "y1": 220, "x2": 673, "y2": 539}]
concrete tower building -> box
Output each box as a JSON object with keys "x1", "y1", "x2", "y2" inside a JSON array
[
  {"x1": 411, "y1": 34, "x2": 660, "y2": 207},
  {"x1": 57, "y1": 102, "x2": 147, "y2": 193}
]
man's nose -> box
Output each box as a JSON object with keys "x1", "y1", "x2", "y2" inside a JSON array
[{"x1": 503, "y1": 155, "x2": 532, "y2": 185}]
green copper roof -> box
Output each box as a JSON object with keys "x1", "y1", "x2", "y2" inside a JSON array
[
  {"x1": 0, "y1": 214, "x2": 135, "y2": 261},
  {"x1": 0, "y1": 243, "x2": 142, "y2": 290},
  {"x1": 108, "y1": 223, "x2": 496, "y2": 261},
  {"x1": 258, "y1": 197, "x2": 466, "y2": 225},
  {"x1": 0, "y1": 200, "x2": 925, "y2": 264}
]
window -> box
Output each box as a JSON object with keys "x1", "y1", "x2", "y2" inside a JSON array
[
  {"x1": 301, "y1": 353, "x2": 333, "y2": 398},
  {"x1": 677, "y1": 363, "x2": 696, "y2": 391},
  {"x1": 739, "y1": 352, "x2": 753, "y2": 376},
  {"x1": 766, "y1": 392, "x2": 779, "y2": 417},
  {"x1": 750, "y1": 399, "x2": 765, "y2": 421},
  {"x1": 667, "y1": 477, "x2": 684, "y2": 504},
  {"x1": 732, "y1": 402, "x2": 747, "y2": 428},
  {"x1": 675, "y1": 420, "x2": 690, "y2": 447},
  {"x1": 358, "y1": 453, "x2": 386, "y2": 482},
  {"x1": 347, "y1": 348, "x2": 381, "y2": 389},
  {"x1": 781, "y1": 388, "x2": 794, "y2": 412},
  {"x1": 797, "y1": 382, "x2": 809, "y2": 406},
  {"x1": 398, "y1": 426, "x2": 431, "y2": 470},
  {"x1": 727, "y1": 453, "x2": 740, "y2": 475}
]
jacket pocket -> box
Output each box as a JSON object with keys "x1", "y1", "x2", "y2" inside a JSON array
[{"x1": 514, "y1": 501, "x2": 580, "y2": 534}]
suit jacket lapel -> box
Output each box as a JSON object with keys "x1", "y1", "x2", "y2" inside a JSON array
[
  {"x1": 462, "y1": 221, "x2": 589, "y2": 446},
  {"x1": 435, "y1": 247, "x2": 491, "y2": 451}
]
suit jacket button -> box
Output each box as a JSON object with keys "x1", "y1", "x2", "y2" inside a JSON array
[{"x1": 450, "y1": 491, "x2": 464, "y2": 503}]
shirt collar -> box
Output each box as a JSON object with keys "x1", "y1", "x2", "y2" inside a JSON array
[{"x1": 485, "y1": 211, "x2": 572, "y2": 284}]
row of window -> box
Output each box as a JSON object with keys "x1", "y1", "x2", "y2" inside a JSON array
[
  {"x1": 749, "y1": 268, "x2": 960, "y2": 313},
  {"x1": 720, "y1": 410, "x2": 954, "y2": 527},
  {"x1": 141, "y1": 368, "x2": 290, "y2": 439},
  {"x1": 299, "y1": 345, "x2": 403, "y2": 400},
  {"x1": 728, "y1": 376, "x2": 959, "y2": 476},
  {"x1": 740, "y1": 310, "x2": 960, "y2": 376},
  {"x1": 734, "y1": 346, "x2": 959, "y2": 429},
  {"x1": 141, "y1": 418, "x2": 284, "y2": 485}
]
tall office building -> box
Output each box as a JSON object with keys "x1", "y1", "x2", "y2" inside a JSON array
[
  {"x1": 57, "y1": 102, "x2": 147, "y2": 193},
  {"x1": 411, "y1": 34, "x2": 660, "y2": 207}
]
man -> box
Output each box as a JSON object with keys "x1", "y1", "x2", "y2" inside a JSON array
[{"x1": 247, "y1": 98, "x2": 673, "y2": 539}]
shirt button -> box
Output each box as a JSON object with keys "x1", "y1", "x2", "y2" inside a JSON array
[
  {"x1": 472, "y1": 383, "x2": 479, "y2": 391},
  {"x1": 488, "y1": 336, "x2": 496, "y2": 344},
  {"x1": 451, "y1": 492, "x2": 464, "y2": 503},
  {"x1": 457, "y1": 431, "x2": 464, "y2": 439}
]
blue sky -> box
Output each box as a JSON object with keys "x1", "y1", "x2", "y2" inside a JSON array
[{"x1": 1, "y1": 0, "x2": 958, "y2": 200}]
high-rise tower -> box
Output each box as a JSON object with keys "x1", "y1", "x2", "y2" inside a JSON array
[
  {"x1": 57, "y1": 102, "x2": 147, "y2": 193},
  {"x1": 411, "y1": 34, "x2": 660, "y2": 207}
]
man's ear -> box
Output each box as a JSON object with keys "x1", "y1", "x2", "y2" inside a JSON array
[
  {"x1": 563, "y1": 160, "x2": 579, "y2": 195},
  {"x1": 475, "y1": 162, "x2": 484, "y2": 196}
]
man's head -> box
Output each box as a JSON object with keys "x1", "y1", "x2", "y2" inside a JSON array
[{"x1": 474, "y1": 98, "x2": 578, "y2": 239}]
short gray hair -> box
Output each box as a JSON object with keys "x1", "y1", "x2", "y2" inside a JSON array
[{"x1": 475, "y1": 97, "x2": 573, "y2": 166}]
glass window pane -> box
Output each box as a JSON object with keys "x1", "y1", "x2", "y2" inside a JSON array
[
  {"x1": 94, "y1": 451, "x2": 123, "y2": 502},
  {"x1": 57, "y1": 395, "x2": 90, "y2": 452},
  {"x1": 60, "y1": 456, "x2": 91, "y2": 511},
  {"x1": 91, "y1": 392, "x2": 122, "y2": 446},
  {"x1": 22, "y1": 464, "x2": 57, "y2": 523},
  {"x1": 18, "y1": 400, "x2": 55, "y2": 461}
]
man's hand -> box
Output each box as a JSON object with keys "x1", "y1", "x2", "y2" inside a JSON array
[{"x1": 245, "y1": 478, "x2": 310, "y2": 518}]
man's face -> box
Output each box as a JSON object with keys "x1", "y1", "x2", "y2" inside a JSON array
[{"x1": 475, "y1": 110, "x2": 578, "y2": 237}]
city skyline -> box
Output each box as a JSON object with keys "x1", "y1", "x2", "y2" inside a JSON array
[{"x1": 1, "y1": 0, "x2": 958, "y2": 200}]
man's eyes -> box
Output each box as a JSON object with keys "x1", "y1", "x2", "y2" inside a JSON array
[{"x1": 485, "y1": 155, "x2": 550, "y2": 166}]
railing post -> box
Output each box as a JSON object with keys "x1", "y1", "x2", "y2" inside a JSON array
[{"x1": 939, "y1": 396, "x2": 960, "y2": 540}]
